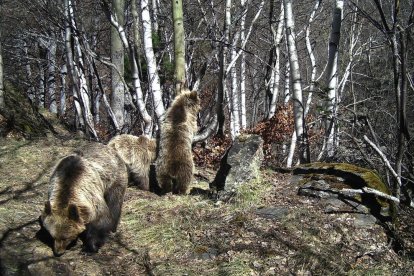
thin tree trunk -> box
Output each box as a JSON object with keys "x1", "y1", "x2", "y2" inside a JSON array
[
  {"x1": 64, "y1": 0, "x2": 83, "y2": 129},
  {"x1": 46, "y1": 36, "x2": 57, "y2": 114},
  {"x1": 66, "y1": 0, "x2": 97, "y2": 139},
  {"x1": 0, "y1": 3, "x2": 3, "y2": 109},
  {"x1": 217, "y1": 0, "x2": 231, "y2": 137},
  {"x1": 268, "y1": 3, "x2": 284, "y2": 119},
  {"x1": 60, "y1": 63, "x2": 67, "y2": 116},
  {"x1": 38, "y1": 58, "x2": 45, "y2": 108},
  {"x1": 284, "y1": 0, "x2": 309, "y2": 165},
  {"x1": 141, "y1": 0, "x2": 165, "y2": 121},
  {"x1": 172, "y1": 0, "x2": 186, "y2": 94},
  {"x1": 240, "y1": 0, "x2": 247, "y2": 128},
  {"x1": 230, "y1": 32, "x2": 240, "y2": 138},
  {"x1": 283, "y1": 56, "x2": 290, "y2": 104},
  {"x1": 304, "y1": 0, "x2": 321, "y2": 117},
  {"x1": 111, "y1": 0, "x2": 125, "y2": 132},
  {"x1": 324, "y1": 0, "x2": 344, "y2": 158},
  {"x1": 102, "y1": 0, "x2": 153, "y2": 135}
]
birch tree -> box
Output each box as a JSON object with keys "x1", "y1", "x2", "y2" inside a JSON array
[
  {"x1": 141, "y1": 0, "x2": 165, "y2": 120},
  {"x1": 64, "y1": 0, "x2": 97, "y2": 139},
  {"x1": 283, "y1": 0, "x2": 309, "y2": 165},
  {"x1": 217, "y1": 0, "x2": 231, "y2": 137},
  {"x1": 267, "y1": 3, "x2": 284, "y2": 119},
  {"x1": 323, "y1": 0, "x2": 344, "y2": 158},
  {"x1": 46, "y1": 36, "x2": 57, "y2": 114},
  {"x1": 304, "y1": 0, "x2": 322, "y2": 117},
  {"x1": 240, "y1": 0, "x2": 247, "y2": 128},
  {"x1": 110, "y1": 0, "x2": 125, "y2": 132}
]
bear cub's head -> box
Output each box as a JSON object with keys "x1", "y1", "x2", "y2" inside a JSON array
[{"x1": 40, "y1": 201, "x2": 88, "y2": 256}]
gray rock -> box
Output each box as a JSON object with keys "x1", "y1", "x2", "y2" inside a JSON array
[{"x1": 211, "y1": 134, "x2": 264, "y2": 198}]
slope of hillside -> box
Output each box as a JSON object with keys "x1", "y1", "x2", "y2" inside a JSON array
[{"x1": 0, "y1": 137, "x2": 413, "y2": 275}]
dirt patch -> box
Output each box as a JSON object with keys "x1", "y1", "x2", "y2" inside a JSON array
[{"x1": 0, "y1": 138, "x2": 413, "y2": 275}]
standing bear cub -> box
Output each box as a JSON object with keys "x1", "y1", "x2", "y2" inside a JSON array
[
  {"x1": 40, "y1": 143, "x2": 128, "y2": 256},
  {"x1": 156, "y1": 89, "x2": 200, "y2": 194},
  {"x1": 108, "y1": 134, "x2": 157, "y2": 191}
]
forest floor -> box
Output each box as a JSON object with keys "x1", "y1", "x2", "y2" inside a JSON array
[{"x1": 1, "y1": 136, "x2": 414, "y2": 275}]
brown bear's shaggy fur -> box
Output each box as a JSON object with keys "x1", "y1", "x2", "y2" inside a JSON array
[
  {"x1": 40, "y1": 143, "x2": 128, "y2": 256},
  {"x1": 108, "y1": 134, "x2": 157, "y2": 191},
  {"x1": 156, "y1": 90, "x2": 200, "y2": 194}
]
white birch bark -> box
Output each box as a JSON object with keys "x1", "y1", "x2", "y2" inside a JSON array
[
  {"x1": 64, "y1": 0, "x2": 83, "y2": 127},
  {"x1": 304, "y1": 0, "x2": 321, "y2": 117},
  {"x1": 66, "y1": 0, "x2": 97, "y2": 138},
  {"x1": 141, "y1": 0, "x2": 165, "y2": 120},
  {"x1": 283, "y1": 57, "x2": 291, "y2": 104},
  {"x1": 324, "y1": 0, "x2": 344, "y2": 157},
  {"x1": 46, "y1": 37, "x2": 57, "y2": 114},
  {"x1": 284, "y1": 0, "x2": 308, "y2": 166},
  {"x1": 268, "y1": 4, "x2": 284, "y2": 119},
  {"x1": 240, "y1": 0, "x2": 247, "y2": 128},
  {"x1": 60, "y1": 63, "x2": 67, "y2": 116},
  {"x1": 225, "y1": 0, "x2": 265, "y2": 75},
  {"x1": 38, "y1": 60, "x2": 45, "y2": 108},
  {"x1": 230, "y1": 32, "x2": 240, "y2": 138},
  {"x1": 151, "y1": 0, "x2": 159, "y2": 33}
]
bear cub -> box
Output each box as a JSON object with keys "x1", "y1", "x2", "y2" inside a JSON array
[
  {"x1": 108, "y1": 134, "x2": 157, "y2": 191},
  {"x1": 156, "y1": 89, "x2": 200, "y2": 194}
]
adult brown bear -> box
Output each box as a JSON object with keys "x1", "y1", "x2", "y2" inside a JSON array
[
  {"x1": 156, "y1": 90, "x2": 200, "y2": 194},
  {"x1": 40, "y1": 143, "x2": 128, "y2": 256}
]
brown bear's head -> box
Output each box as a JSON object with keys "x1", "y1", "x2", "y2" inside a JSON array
[{"x1": 40, "y1": 201, "x2": 88, "y2": 256}]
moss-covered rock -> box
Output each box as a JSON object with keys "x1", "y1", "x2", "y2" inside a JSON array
[
  {"x1": 293, "y1": 162, "x2": 396, "y2": 221},
  {"x1": 0, "y1": 82, "x2": 56, "y2": 139}
]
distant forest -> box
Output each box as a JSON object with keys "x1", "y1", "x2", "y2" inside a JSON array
[{"x1": 0, "y1": 1, "x2": 412, "y2": 205}]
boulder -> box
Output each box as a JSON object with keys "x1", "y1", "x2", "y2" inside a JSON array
[{"x1": 210, "y1": 134, "x2": 264, "y2": 198}]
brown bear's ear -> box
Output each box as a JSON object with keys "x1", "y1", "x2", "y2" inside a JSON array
[
  {"x1": 68, "y1": 204, "x2": 81, "y2": 222},
  {"x1": 68, "y1": 204, "x2": 89, "y2": 222},
  {"x1": 44, "y1": 201, "x2": 52, "y2": 215},
  {"x1": 188, "y1": 91, "x2": 198, "y2": 101}
]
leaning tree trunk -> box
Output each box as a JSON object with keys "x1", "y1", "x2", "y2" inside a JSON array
[
  {"x1": 110, "y1": 0, "x2": 125, "y2": 132},
  {"x1": 283, "y1": 0, "x2": 309, "y2": 166},
  {"x1": 172, "y1": 0, "x2": 187, "y2": 95}
]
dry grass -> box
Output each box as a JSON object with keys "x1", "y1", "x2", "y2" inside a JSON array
[{"x1": 0, "y1": 137, "x2": 413, "y2": 275}]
